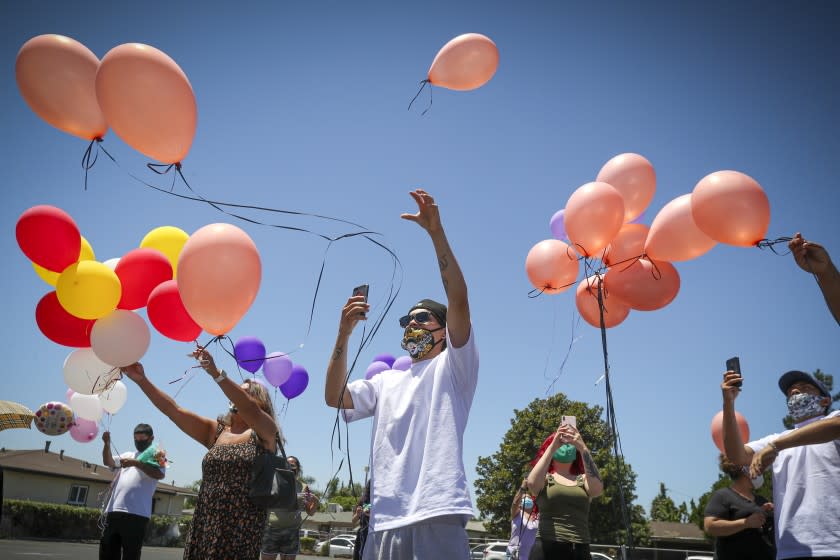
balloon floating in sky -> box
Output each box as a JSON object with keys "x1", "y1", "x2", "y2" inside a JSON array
[{"x1": 427, "y1": 33, "x2": 499, "y2": 91}]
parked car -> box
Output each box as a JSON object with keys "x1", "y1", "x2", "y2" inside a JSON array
[
  {"x1": 591, "y1": 553, "x2": 614, "y2": 560},
  {"x1": 470, "y1": 543, "x2": 489, "y2": 560},
  {"x1": 483, "y1": 541, "x2": 509, "y2": 560},
  {"x1": 685, "y1": 556, "x2": 714, "y2": 560},
  {"x1": 315, "y1": 536, "x2": 356, "y2": 558}
]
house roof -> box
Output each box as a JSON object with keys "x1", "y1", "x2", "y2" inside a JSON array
[
  {"x1": 649, "y1": 521, "x2": 707, "y2": 541},
  {"x1": 0, "y1": 448, "x2": 195, "y2": 496}
]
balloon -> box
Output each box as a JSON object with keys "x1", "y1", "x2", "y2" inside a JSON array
[
  {"x1": 95, "y1": 43, "x2": 197, "y2": 163},
  {"x1": 365, "y1": 361, "x2": 391, "y2": 381},
  {"x1": 177, "y1": 223, "x2": 261, "y2": 336},
  {"x1": 146, "y1": 279, "x2": 202, "y2": 342},
  {"x1": 710, "y1": 410, "x2": 750, "y2": 453},
  {"x1": 280, "y1": 365, "x2": 309, "y2": 400},
  {"x1": 16, "y1": 205, "x2": 81, "y2": 273},
  {"x1": 34, "y1": 402, "x2": 74, "y2": 436},
  {"x1": 66, "y1": 388, "x2": 75, "y2": 401},
  {"x1": 629, "y1": 211, "x2": 646, "y2": 225},
  {"x1": 103, "y1": 257, "x2": 120, "y2": 270},
  {"x1": 69, "y1": 416, "x2": 99, "y2": 443},
  {"x1": 603, "y1": 224, "x2": 649, "y2": 267},
  {"x1": 604, "y1": 258, "x2": 680, "y2": 311},
  {"x1": 524, "y1": 239, "x2": 579, "y2": 294},
  {"x1": 90, "y1": 310, "x2": 151, "y2": 367},
  {"x1": 392, "y1": 356, "x2": 413, "y2": 371},
  {"x1": 56, "y1": 261, "x2": 122, "y2": 320},
  {"x1": 372, "y1": 353, "x2": 396, "y2": 368},
  {"x1": 564, "y1": 182, "x2": 625, "y2": 257},
  {"x1": 15, "y1": 34, "x2": 106, "y2": 140},
  {"x1": 36, "y1": 291, "x2": 95, "y2": 347},
  {"x1": 114, "y1": 248, "x2": 173, "y2": 310},
  {"x1": 263, "y1": 352, "x2": 293, "y2": 387},
  {"x1": 70, "y1": 392, "x2": 103, "y2": 422},
  {"x1": 645, "y1": 194, "x2": 717, "y2": 262},
  {"x1": 549, "y1": 209, "x2": 566, "y2": 240},
  {"x1": 34, "y1": 236, "x2": 95, "y2": 287},
  {"x1": 140, "y1": 226, "x2": 189, "y2": 277},
  {"x1": 427, "y1": 33, "x2": 499, "y2": 91},
  {"x1": 575, "y1": 276, "x2": 631, "y2": 329},
  {"x1": 99, "y1": 380, "x2": 128, "y2": 414},
  {"x1": 596, "y1": 153, "x2": 656, "y2": 223},
  {"x1": 234, "y1": 336, "x2": 267, "y2": 373},
  {"x1": 63, "y1": 348, "x2": 119, "y2": 395},
  {"x1": 691, "y1": 170, "x2": 770, "y2": 247}
]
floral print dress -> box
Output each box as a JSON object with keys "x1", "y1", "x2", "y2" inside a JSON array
[{"x1": 184, "y1": 424, "x2": 270, "y2": 559}]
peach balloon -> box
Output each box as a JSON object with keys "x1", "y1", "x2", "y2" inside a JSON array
[
  {"x1": 177, "y1": 223, "x2": 261, "y2": 335},
  {"x1": 603, "y1": 258, "x2": 680, "y2": 311},
  {"x1": 96, "y1": 43, "x2": 196, "y2": 164},
  {"x1": 525, "y1": 239, "x2": 579, "y2": 295},
  {"x1": 645, "y1": 194, "x2": 717, "y2": 262},
  {"x1": 564, "y1": 182, "x2": 625, "y2": 257},
  {"x1": 575, "y1": 275, "x2": 630, "y2": 329},
  {"x1": 691, "y1": 170, "x2": 770, "y2": 247},
  {"x1": 596, "y1": 153, "x2": 656, "y2": 223},
  {"x1": 603, "y1": 224, "x2": 649, "y2": 267},
  {"x1": 710, "y1": 410, "x2": 750, "y2": 453},
  {"x1": 427, "y1": 33, "x2": 499, "y2": 91},
  {"x1": 15, "y1": 34, "x2": 107, "y2": 140}
]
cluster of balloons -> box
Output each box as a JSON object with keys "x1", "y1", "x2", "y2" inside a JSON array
[
  {"x1": 364, "y1": 353, "x2": 412, "y2": 380},
  {"x1": 526, "y1": 153, "x2": 771, "y2": 328},
  {"x1": 425, "y1": 33, "x2": 499, "y2": 92},
  {"x1": 234, "y1": 336, "x2": 309, "y2": 400},
  {"x1": 33, "y1": 399, "x2": 101, "y2": 444},
  {"x1": 16, "y1": 34, "x2": 196, "y2": 164}
]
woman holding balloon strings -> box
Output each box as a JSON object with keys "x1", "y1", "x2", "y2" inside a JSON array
[{"x1": 120, "y1": 347, "x2": 279, "y2": 560}]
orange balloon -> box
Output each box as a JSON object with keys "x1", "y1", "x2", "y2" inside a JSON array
[
  {"x1": 603, "y1": 224, "x2": 649, "y2": 267},
  {"x1": 645, "y1": 194, "x2": 717, "y2": 262},
  {"x1": 177, "y1": 224, "x2": 261, "y2": 335},
  {"x1": 691, "y1": 170, "x2": 770, "y2": 247},
  {"x1": 710, "y1": 410, "x2": 750, "y2": 453},
  {"x1": 575, "y1": 275, "x2": 630, "y2": 329},
  {"x1": 15, "y1": 34, "x2": 107, "y2": 140},
  {"x1": 525, "y1": 239, "x2": 579, "y2": 295},
  {"x1": 95, "y1": 43, "x2": 196, "y2": 164},
  {"x1": 564, "y1": 182, "x2": 625, "y2": 257},
  {"x1": 603, "y1": 258, "x2": 680, "y2": 311},
  {"x1": 596, "y1": 153, "x2": 656, "y2": 223},
  {"x1": 427, "y1": 33, "x2": 499, "y2": 91}
]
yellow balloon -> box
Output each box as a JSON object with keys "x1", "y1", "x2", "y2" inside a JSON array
[
  {"x1": 56, "y1": 261, "x2": 121, "y2": 319},
  {"x1": 32, "y1": 236, "x2": 95, "y2": 286},
  {"x1": 140, "y1": 226, "x2": 189, "y2": 277}
]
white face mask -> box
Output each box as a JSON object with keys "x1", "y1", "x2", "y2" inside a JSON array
[{"x1": 750, "y1": 474, "x2": 765, "y2": 489}]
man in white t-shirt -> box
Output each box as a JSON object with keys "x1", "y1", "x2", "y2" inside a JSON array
[
  {"x1": 325, "y1": 189, "x2": 477, "y2": 559},
  {"x1": 721, "y1": 369, "x2": 840, "y2": 560},
  {"x1": 100, "y1": 424, "x2": 165, "y2": 560}
]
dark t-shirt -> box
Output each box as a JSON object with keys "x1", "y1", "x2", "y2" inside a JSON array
[{"x1": 704, "y1": 487, "x2": 774, "y2": 560}]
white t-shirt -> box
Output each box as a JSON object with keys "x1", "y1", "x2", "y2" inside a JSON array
[
  {"x1": 105, "y1": 451, "x2": 164, "y2": 519},
  {"x1": 344, "y1": 327, "x2": 478, "y2": 532},
  {"x1": 747, "y1": 410, "x2": 840, "y2": 559}
]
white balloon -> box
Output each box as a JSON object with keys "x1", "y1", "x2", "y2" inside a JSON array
[
  {"x1": 91, "y1": 310, "x2": 151, "y2": 367},
  {"x1": 70, "y1": 392, "x2": 103, "y2": 422},
  {"x1": 99, "y1": 380, "x2": 128, "y2": 414},
  {"x1": 103, "y1": 257, "x2": 120, "y2": 271},
  {"x1": 63, "y1": 348, "x2": 119, "y2": 395}
]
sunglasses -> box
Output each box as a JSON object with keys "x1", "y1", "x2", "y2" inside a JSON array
[{"x1": 398, "y1": 311, "x2": 434, "y2": 328}]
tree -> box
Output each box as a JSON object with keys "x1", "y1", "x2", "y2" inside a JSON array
[
  {"x1": 649, "y1": 482, "x2": 681, "y2": 522},
  {"x1": 783, "y1": 369, "x2": 838, "y2": 429},
  {"x1": 184, "y1": 479, "x2": 201, "y2": 509},
  {"x1": 474, "y1": 393, "x2": 651, "y2": 545}
]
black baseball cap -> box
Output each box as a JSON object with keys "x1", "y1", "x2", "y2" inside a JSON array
[
  {"x1": 778, "y1": 370, "x2": 830, "y2": 398},
  {"x1": 407, "y1": 299, "x2": 447, "y2": 326}
]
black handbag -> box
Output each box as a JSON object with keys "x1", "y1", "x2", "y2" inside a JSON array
[{"x1": 248, "y1": 434, "x2": 298, "y2": 510}]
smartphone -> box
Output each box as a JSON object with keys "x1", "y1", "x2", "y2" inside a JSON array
[
  {"x1": 352, "y1": 284, "x2": 369, "y2": 317},
  {"x1": 561, "y1": 415, "x2": 576, "y2": 429},
  {"x1": 726, "y1": 356, "x2": 742, "y2": 388}
]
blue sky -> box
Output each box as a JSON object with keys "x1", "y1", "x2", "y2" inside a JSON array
[{"x1": 2, "y1": 0, "x2": 839, "y2": 523}]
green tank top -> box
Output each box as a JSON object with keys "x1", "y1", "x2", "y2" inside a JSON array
[{"x1": 535, "y1": 474, "x2": 591, "y2": 543}]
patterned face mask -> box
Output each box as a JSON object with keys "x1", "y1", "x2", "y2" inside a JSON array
[
  {"x1": 521, "y1": 496, "x2": 534, "y2": 510},
  {"x1": 400, "y1": 327, "x2": 443, "y2": 360},
  {"x1": 786, "y1": 392, "x2": 825, "y2": 422}
]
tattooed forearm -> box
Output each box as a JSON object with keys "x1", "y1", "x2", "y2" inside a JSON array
[
  {"x1": 438, "y1": 253, "x2": 449, "y2": 271},
  {"x1": 332, "y1": 345, "x2": 344, "y2": 361},
  {"x1": 582, "y1": 451, "x2": 601, "y2": 481}
]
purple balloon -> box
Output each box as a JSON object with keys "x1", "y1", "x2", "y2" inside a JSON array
[
  {"x1": 280, "y1": 365, "x2": 309, "y2": 399},
  {"x1": 392, "y1": 356, "x2": 412, "y2": 371},
  {"x1": 69, "y1": 417, "x2": 99, "y2": 443},
  {"x1": 365, "y1": 361, "x2": 391, "y2": 380},
  {"x1": 549, "y1": 209, "x2": 566, "y2": 240},
  {"x1": 263, "y1": 352, "x2": 293, "y2": 387},
  {"x1": 235, "y1": 336, "x2": 267, "y2": 373},
  {"x1": 372, "y1": 353, "x2": 396, "y2": 368},
  {"x1": 629, "y1": 210, "x2": 646, "y2": 225}
]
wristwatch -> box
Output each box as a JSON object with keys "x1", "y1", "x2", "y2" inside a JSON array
[{"x1": 214, "y1": 370, "x2": 227, "y2": 383}]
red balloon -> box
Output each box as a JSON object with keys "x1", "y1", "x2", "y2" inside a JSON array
[
  {"x1": 115, "y1": 248, "x2": 173, "y2": 310},
  {"x1": 35, "y1": 291, "x2": 95, "y2": 347},
  {"x1": 710, "y1": 410, "x2": 750, "y2": 453},
  {"x1": 147, "y1": 279, "x2": 202, "y2": 342},
  {"x1": 603, "y1": 258, "x2": 680, "y2": 311},
  {"x1": 16, "y1": 205, "x2": 81, "y2": 272}
]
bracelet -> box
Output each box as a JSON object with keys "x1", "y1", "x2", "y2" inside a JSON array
[
  {"x1": 214, "y1": 370, "x2": 227, "y2": 383},
  {"x1": 767, "y1": 440, "x2": 779, "y2": 453}
]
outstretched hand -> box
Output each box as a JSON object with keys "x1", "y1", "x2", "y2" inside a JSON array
[
  {"x1": 120, "y1": 363, "x2": 146, "y2": 383},
  {"x1": 749, "y1": 445, "x2": 778, "y2": 478},
  {"x1": 192, "y1": 347, "x2": 220, "y2": 377},
  {"x1": 401, "y1": 189, "x2": 442, "y2": 234},
  {"x1": 789, "y1": 232, "x2": 831, "y2": 275}
]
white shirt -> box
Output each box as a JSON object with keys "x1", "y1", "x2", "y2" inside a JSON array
[
  {"x1": 747, "y1": 410, "x2": 840, "y2": 559},
  {"x1": 105, "y1": 451, "x2": 164, "y2": 519},
  {"x1": 344, "y1": 327, "x2": 478, "y2": 532}
]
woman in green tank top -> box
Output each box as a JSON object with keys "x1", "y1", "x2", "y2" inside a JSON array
[{"x1": 523, "y1": 421, "x2": 603, "y2": 559}]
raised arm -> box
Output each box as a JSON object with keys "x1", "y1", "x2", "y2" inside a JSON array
[
  {"x1": 750, "y1": 413, "x2": 840, "y2": 477},
  {"x1": 526, "y1": 426, "x2": 563, "y2": 496},
  {"x1": 721, "y1": 370, "x2": 754, "y2": 466},
  {"x1": 789, "y1": 233, "x2": 840, "y2": 325},
  {"x1": 101, "y1": 431, "x2": 116, "y2": 469},
  {"x1": 561, "y1": 424, "x2": 604, "y2": 498},
  {"x1": 325, "y1": 296, "x2": 368, "y2": 409}
]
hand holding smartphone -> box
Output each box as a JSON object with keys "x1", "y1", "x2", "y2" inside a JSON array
[
  {"x1": 352, "y1": 284, "x2": 369, "y2": 318},
  {"x1": 561, "y1": 415, "x2": 576, "y2": 429},
  {"x1": 726, "y1": 356, "x2": 742, "y2": 388}
]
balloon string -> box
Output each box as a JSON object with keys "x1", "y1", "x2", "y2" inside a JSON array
[
  {"x1": 407, "y1": 79, "x2": 432, "y2": 115},
  {"x1": 756, "y1": 236, "x2": 793, "y2": 255},
  {"x1": 81, "y1": 138, "x2": 103, "y2": 191}
]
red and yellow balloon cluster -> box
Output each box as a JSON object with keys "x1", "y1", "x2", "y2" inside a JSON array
[{"x1": 526, "y1": 154, "x2": 771, "y2": 329}]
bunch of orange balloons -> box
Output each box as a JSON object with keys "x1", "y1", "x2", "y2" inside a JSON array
[{"x1": 526, "y1": 153, "x2": 771, "y2": 329}]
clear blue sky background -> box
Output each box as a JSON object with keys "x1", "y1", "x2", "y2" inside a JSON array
[{"x1": 2, "y1": 0, "x2": 838, "y2": 522}]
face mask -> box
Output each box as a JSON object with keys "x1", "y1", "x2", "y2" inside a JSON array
[
  {"x1": 751, "y1": 474, "x2": 765, "y2": 489},
  {"x1": 521, "y1": 497, "x2": 534, "y2": 510},
  {"x1": 786, "y1": 392, "x2": 825, "y2": 421},
  {"x1": 134, "y1": 439, "x2": 152, "y2": 453},
  {"x1": 400, "y1": 327, "x2": 443, "y2": 360},
  {"x1": 552, "y1": 443, "x2": 577, "y2": 463}
]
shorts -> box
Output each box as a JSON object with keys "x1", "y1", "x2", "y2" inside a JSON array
[{"x1": 261, "y1": 525, "x2": 300, "y2": 555}]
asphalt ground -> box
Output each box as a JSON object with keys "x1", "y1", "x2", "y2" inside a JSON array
[{"x1": 0, "y1": 539, "x2": 322, "y2": 559}]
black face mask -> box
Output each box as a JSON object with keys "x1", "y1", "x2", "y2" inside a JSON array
[{"x1": 134, "y1": 439, "x2": 152, "y2": 453}]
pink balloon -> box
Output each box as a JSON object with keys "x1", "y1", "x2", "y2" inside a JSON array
[
  {"x1": 575, "y1": 275, "x2": 630, "y2": 329},
  {"x1": 710, "y1": 410, "x2": 750, "y2": 453},
  {"x1": 564, "y1": 182, "x2": 625, "y2": 257},
  {"x1": 596, "y1": 153, "x2": 656, "y2": 223},
  {"x1": 525, "y1": 240, "x2": 579, "y2": 294},
  {"x1": 603, "y1": 224, "x2": 649, "y2": 267},
  {"x1": 691, "y1": 170, "x2": 770, "y2": 247},
  {"x1": 69, "y1": 416, "x2": 99, "y2": 443},
  {"x1": 66, "y1": 388, "x2": 75, "y2": 401},
  {"x1": 646, "y1": 194, "x2": 717, "y2": 262},
  {"x1": 604, "y1": 258, "x2": 680, "y2": 311},
  {"x1": 427, "y1": 33, "x2": 499, "y2": 91}
]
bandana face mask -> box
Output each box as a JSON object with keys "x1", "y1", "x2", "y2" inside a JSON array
[
  {"x1": 552, "y1": 443, "x2": 577, "y2": 463},
  {"x1": 521, "y1": 496, "x2": 534, "y2": 510},
  {"x1": 400, "y1": 327, "x2": 443, "y2": 360},
  {"x1": 786, "y1": 392, "x2": 825, "y2": 422},
  {"x1": 134, "y1": 439, "x2": 152, "y2": 453}
]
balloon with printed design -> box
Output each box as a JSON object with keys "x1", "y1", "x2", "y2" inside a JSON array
[{"x1": 34, "y1": 401, "x2": 74, "y2": 436}]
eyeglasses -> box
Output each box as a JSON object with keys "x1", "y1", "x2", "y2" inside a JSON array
[{"x1": 399, "y1": 311, "x2": 434, "y2": 328}]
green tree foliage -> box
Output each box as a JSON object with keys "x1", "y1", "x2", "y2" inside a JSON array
[
  {"x1": 783, "y1": 369, "x2": 837, "y2": 429},
  {"x1": 474, "y1": 393, "x2": 651, "y2": 545},
  {"x1": 184, "y1": 479, "x2": 201, "y2": 509},
  {"x1": 649, "y1": 482, "x2": 681, "y2": 522}
]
